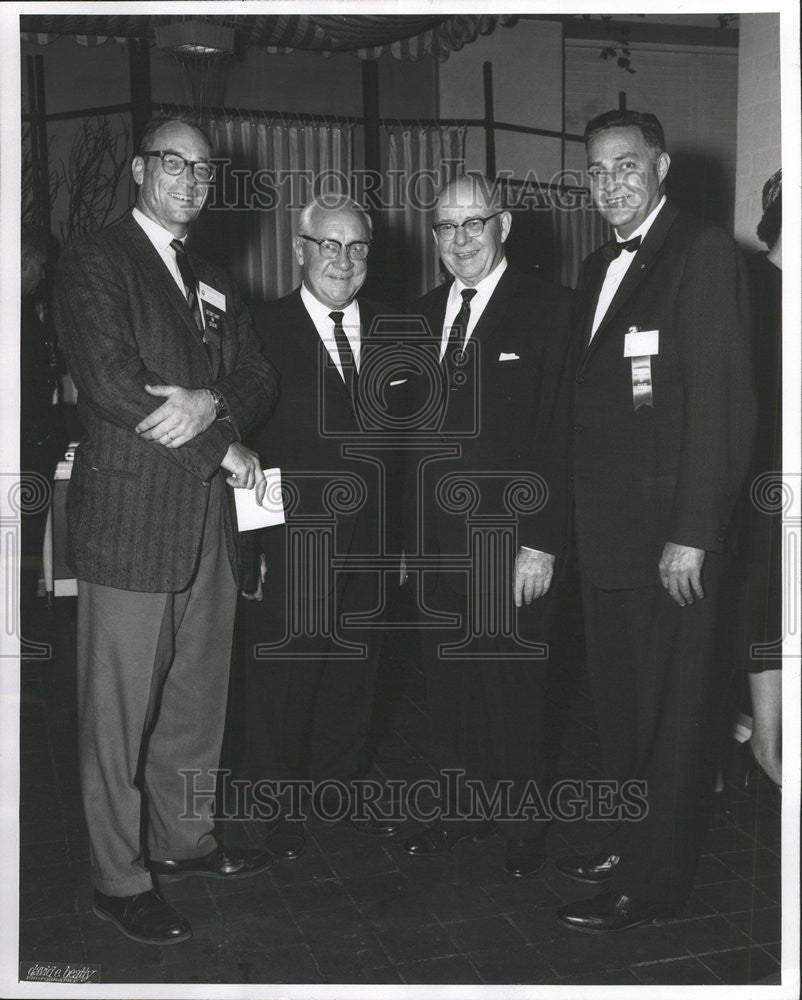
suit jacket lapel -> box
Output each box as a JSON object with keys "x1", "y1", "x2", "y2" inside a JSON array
[
  {"x1": 423, "y1": 283, "x2": 451, "y2": 346},
  {"x1": 576, "y1": 253, "x2": 608, "y2": 349},
  {"x1": 469, "y1": 265, "x2": 518, "y2": 351},
  {"x1": 580, "y1": 201, "x2": 679, "y2": 366},
  {"x1": 286, "y1": 287, "x2": 323, "y2": 367},
  {"x1": 124, "y1": 215, "x2": 211, "y2": 365}
]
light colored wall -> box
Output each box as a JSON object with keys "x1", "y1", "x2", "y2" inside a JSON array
[
  {"x1": 733, "y1": 13, "x2": 781, "y2": 251},
  {"x1": 564, "y1": 39, "x2": 739, "y2": 228},
  {"x1": 438, "y1": 20, "x2": 563, "y2": 183}
]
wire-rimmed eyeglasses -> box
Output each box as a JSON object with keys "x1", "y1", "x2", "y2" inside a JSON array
[
  {"x1": 432, "y1": 211, "x2": 504, "y2": 242},
  {"x1": 141, "y1": 150, "x2": 216, "y2": 183},
  {"x1": 299, "y1": 235, "x2": 370, "y2": 261}
]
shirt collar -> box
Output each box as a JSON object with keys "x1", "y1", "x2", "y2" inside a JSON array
[
  {"x1": 132, "y1": 207, "x2": 184, "y2": 251},
  {"x1": 616, "y1": 195, "x2": 666, "y2": 244},
  {"x1": 452, "y1": 255, "x2": 508, "y2": 300},
  {"x1": 300, "y1": 283, "x2": 360, "y2": 326}
]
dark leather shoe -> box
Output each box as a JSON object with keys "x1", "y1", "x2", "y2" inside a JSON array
[
  {"x1": 265, "y1": 818, "x2": 306, "y2": 860},
  {"x1": 404, "y1": 821, "x2": 496, "y2": 855},
  {"x1": 93, "y1": 889, "x2": 191, "y2": 945},
  {"x1": 149, "y1": 844, "x2": 273, "y2": 880},
  {"x1": 505, "y1": 837, "x2": 547, "y2": 878},
  {"x1": 557, "y1": 890, "x2": 670, "y2": 933},
  {"x1": 349, "y1": 815, "x2": 401, "y2": 838},
  {"x1": 555, "y1": 850, "x2": 621, "y2": 884}
]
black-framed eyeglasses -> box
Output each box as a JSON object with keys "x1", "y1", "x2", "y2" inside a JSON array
[
  {"x1": 432, "y1": 211, "x2": 504, "y2": 242},
  {"x1": 299, "y1": 235, "x2": 370, "y2": 261},
  {"x1": 141, "y1": 150, "x2": 216, "y2": 183}
]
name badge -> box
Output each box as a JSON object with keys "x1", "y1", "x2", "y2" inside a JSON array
[
  {"x1": 198, "y1": 281, "x2": 226, "y2": 312},
  {"x1": 624, "y1": 328, "x2": 658, "y2": 357}
]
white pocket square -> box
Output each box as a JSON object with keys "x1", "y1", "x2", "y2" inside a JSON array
[
  {"x1": 498, "y1": 352, "x2": 520, "y2": 361},
  {"x1": 389, "y1": 378, "x2": 408, "y2": 386}
]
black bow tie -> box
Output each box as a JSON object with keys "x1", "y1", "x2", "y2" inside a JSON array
[{"x1": 602, "y1": 235, "x2": 642, "y2": 263}]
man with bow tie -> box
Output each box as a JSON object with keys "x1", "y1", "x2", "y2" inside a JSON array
[
  {"x1": 54, "y1": 118, "x2": 278, "y2": 945},
  {"x1": 555, "y1": 109, "x2": 755, "y2": 932},
  {"x1": 237, "y1": 197, "x2": 404, "y2": 860},
  {"x1": 402, "y1": 175, "x2": 573, "y2": 877}
]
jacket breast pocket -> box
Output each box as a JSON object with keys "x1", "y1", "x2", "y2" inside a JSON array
[{"x1": 489, "y1": 360, "x2": 538, "y2": 400}]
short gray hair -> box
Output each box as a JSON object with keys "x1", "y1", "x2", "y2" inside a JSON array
[{"x1": 298, "y1": 197, "x2": 373, "y2": 237}]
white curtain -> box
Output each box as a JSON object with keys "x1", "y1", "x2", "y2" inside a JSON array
[
  {"x1": 385, "y1": 125, "x2": 466, "y2": 301},
  {"x1": 203, "y1": 116, "x2": 354, "y2": 303},
  {"x1": 551, "y1": 196, "x2": 611, "y2": 288}
]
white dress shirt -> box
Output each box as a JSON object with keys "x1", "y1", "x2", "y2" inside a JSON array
[
  {"x1": 438, "y1": 256, "x2": 508, "y2": 360},
  {"x1": 590, "y1": 195, "x2": 666, "y2": 339},
  {"x1": 300, "y1": 283, "x2": 361, "y2": 379}
]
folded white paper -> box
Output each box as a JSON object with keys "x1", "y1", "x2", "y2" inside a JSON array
[
  {"x1": 233, "y1": 467, "x2": 285, "y2": 532},
  {"x1": 498, "y1": 352, "x2": 520, "y2": 361}
]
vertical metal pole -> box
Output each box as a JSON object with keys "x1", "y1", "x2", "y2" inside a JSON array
[
  {"x1": 560, "y1": 22, "x2": 566, "y2": 174},
  {"x1": 128, "y1": 38, "x2": 153, "y2": 152},
  {"x1": 483, "y1": 61, "x2": 496, "y2": 180},
  {"x1": 26, "y1": 54, "x2": 50, "y2": 235},
  {"x1": 361, "y1": 59, "x2": 381, "y2": 202},
  {"x1": 361, "y1": 58, "x2": 387, "y2": 299}
]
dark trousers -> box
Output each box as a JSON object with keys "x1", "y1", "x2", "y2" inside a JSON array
[
  {"x1": 236, "y1": 567, "x2": 380, "y2": 792},
  {"x1": 579, "y1": 553, "x2": 724, "y2": 908},
  {"x1": 76, "y1": 475, "x2": 236, "y2": 896},
  {"x1": 418, "y1": 574, "x2": 553, "y2": 839}
]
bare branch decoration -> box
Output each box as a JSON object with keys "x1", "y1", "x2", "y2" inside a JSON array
[{"x1": 59, "y1": 115, "x2": 131, "y2": 244}]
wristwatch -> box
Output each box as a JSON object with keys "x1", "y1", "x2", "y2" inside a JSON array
[{"x1": 208, "y1": 387, "x2": 230, "y2": 421}]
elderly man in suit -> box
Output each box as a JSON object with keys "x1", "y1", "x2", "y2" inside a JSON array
[
  {"x1": 555, "y1": 110, "x2": 755, "y2": 932},
  {"x1": 237, "y1": 197, "x2": 403, "y2": 860},
  {"x1": 401, "y1": 174, "x2": 573, "y2": 878},
  {"x1": 54, "y1": 117, "x2": 278, "y2": 945}
]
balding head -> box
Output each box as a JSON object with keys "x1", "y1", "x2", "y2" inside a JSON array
[{"x1": 433, "y1": 174, "x2": 511, "y2": 286}]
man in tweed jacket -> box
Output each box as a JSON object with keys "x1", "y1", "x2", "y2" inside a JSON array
[{"x1": 54, "y1": 118, "x2": 278, "y2": 945}]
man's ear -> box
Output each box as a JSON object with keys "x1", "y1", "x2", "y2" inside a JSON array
[
  {"x1": 292, "y1": 236, "x2": 305, "y2": 267},
  {"x1": 500, "y1": 210, "x2": 512, "y2": 244},
  {"x1": 131, "y1": 156, "x2": 144, "y2": 188},
  {"x1": 657, "y1": 152, "x2": 671, "y2": 185}
]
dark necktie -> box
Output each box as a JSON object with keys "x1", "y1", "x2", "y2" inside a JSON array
[
  {"x1": 601, "y1": 234, "x2": 642, "y2": 263},
  {"x1": 329, "y1": 310, "x2": 356, "y2": 398},
  {"x1": 170, "y1": 238, "x2": 220, "y2": 375},
  {"x1": 444, "y1": 287, "x2": 477, "y2": 387}
]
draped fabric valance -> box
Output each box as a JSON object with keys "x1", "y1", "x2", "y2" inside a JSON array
[{"x1": 21, "y1": 14, "x2": 517, "y2": 62}]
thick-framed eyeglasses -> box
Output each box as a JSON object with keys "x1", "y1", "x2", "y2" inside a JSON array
[
  {"x1": 432, "y1": 211, "x2": 504, "y2": 242},
  {"x1": 299, "y1": 235, "x2": 370, "y2": 260},
  {"x1": 141, "y1": 150, "x2": 216, "y2": 183}
]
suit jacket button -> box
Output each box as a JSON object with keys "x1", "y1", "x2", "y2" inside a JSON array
[
  {"x1": 575, "y1": 375, "x2": 585, "y2": 383},
  {"x1": 574, "y1": 423, "x2": 584, "y2": 433}
]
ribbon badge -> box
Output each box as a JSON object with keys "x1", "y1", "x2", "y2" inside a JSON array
[{"x1": 623, "y1": 325, "x2": 659, "y2": 410}]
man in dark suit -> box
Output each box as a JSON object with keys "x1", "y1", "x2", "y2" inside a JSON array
[
  {"x1": 401, "y1": 175, "x2": 573, "y2": 877},
  {"x1": 237, "y1": 198, "x2": 403, "y2": 859},
  {"x1": 54, "y1": 118, "x2": 278, "y2": 945},
  {"x1": 555, "y1": 110, "x2": 755, "y2": 931}
]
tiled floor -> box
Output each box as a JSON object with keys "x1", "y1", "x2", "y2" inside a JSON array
[{"x1": 18, "y1": 586, "x2": 783, "y2": 987}]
